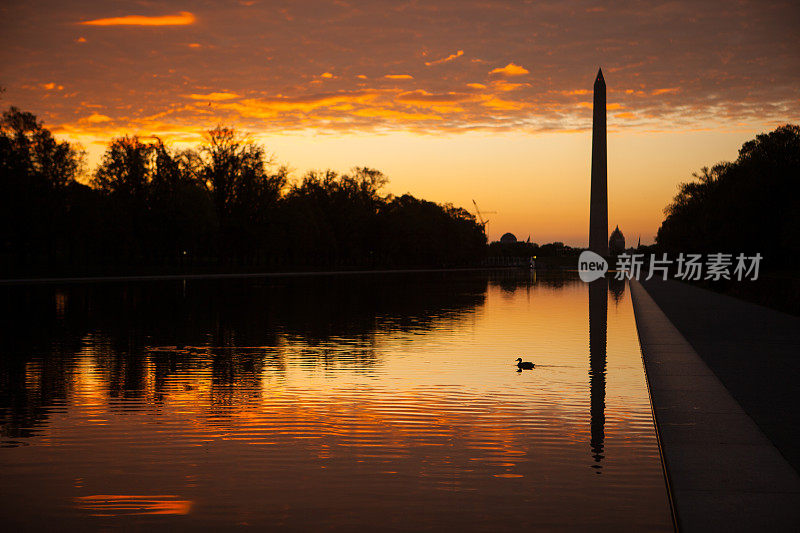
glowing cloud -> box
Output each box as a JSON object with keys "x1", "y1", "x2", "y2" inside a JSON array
[
  {"x1": 219, "y1": 91, "x2": 381, "y2": 118},
  {"x1": 425, "y1": 50, "x2": 464, "y2": 66},
  {"x1": 491, "y1": 80, "x2": 526, "y2": 92},
  {"x1": 352, "y1": 107, "x2": 440, "y2": 121},
  {"x1": 4, "y1": 1, "x2": 794, "y2": 148},
  {"x1": 80, "y1": 11, "x2": 196, "y2": 26},
  {"x1": 395, "y1": 90, "x2": 472, "y2": 113},
  {"x1": 652, "y1": 88, "x2": 680, "y2": 95},
  {"x1": 489, "y1": 63, "x2": 529, "y2": 76},
  {"x1": 396, "y1": 90, "x2": 472, "y2": 104},
  {"x1": 185, "y1": 92, "x2": 241, "y2": 101},
  {"x1": 481, "y1": 96, "x2": 527, "y2": 110},
  {"x1": 82, "y1": 113, "x2": 112, "y2": 123}
]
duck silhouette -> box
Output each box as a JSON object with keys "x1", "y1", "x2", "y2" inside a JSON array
[{"x1": 516, "y1": 357, "x2": 535, "y2": 370}]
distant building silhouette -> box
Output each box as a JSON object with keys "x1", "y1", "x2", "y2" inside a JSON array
[
  {"x1": 499, "y1": 232, "x2": 518, "y2": 244},
  {"x1": 609, "y1": 226, "x2": 625, "y2": 255},
  {"x1": 589, "y1": 68, "x2": 608, "y2": 256}
]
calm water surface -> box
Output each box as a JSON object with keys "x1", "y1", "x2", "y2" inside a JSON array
[{"x1": 0, "y1": 271, "x2": 672, "y2": 531}]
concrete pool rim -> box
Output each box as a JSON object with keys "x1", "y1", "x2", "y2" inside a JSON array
[{"x1": 629, "y1": 278, "x2": 800, "y2": 532}]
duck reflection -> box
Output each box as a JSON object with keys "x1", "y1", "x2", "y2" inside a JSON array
[{"x1": 588, "y1": 278, "x2": 607, "y2": 470}]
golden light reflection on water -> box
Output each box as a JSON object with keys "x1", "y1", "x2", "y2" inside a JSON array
[
  {"x1": 74, "y1": 495, "x2": 193, "y2": 516},
  {"x1": 0, "y1": 272, "x2": 672, "y2": 531}
]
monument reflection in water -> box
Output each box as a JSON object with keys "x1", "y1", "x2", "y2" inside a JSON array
[
  {"x1": 589, "y1": 277, "x2": 608, "y2": 467},
  {"x1": 0, "y1": 271, "x2": 672, "y2": 531}
]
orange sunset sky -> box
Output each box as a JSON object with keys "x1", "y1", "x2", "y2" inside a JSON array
[{"x1": 1, "y1": 1, "x2": 798, "y2": 244}]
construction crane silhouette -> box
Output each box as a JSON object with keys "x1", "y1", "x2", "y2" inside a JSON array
[{"x1": 472, "y1": 200, "x2": 497, "y2": 237}]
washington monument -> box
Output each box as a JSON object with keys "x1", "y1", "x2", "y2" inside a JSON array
[{"x1": 589, "y1": 68, "x2": 608, "y2": 256}]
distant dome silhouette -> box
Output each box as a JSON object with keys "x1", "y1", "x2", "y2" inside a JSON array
[
  {"x1": 500, "y1": 233, "x2": 517, "y2": 244},
  {"x1": 609, "y1": 226, "x2": 625, "y2": 255}
]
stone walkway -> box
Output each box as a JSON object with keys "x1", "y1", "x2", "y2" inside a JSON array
[
  {"x1": 630, "y1": 279, "x2": 800, "y2": 532},
  {"x1": 641, "y1": 277, "x2": 800, "y2": 472}
]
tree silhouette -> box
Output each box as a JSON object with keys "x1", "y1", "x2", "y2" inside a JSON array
[
  {"x1": 192, "y1": 126, "x2": 287, "y2": 264},
  {"x1": 1, "y1": 107, "x2": 86, "y2": 272},
  {"x1": 1, "y1": 107, "x2": 84, "y2": 190},
  {"x1": 281, "y1": 168, "x2": 387, "y2": 266},
  {"x1": 0, "y1": 106, "x2": 488, "y2": 276},
  {"x1": 657, "y1": 124, "x2": 800, "y2": 269},
  {"x1": 93, "y1": 135, "x2": 154, "y2": 198}
]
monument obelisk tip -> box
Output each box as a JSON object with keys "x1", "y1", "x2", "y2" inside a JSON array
[{"x1": 589, "y1": 68, "x2": 608, "y2": 256}]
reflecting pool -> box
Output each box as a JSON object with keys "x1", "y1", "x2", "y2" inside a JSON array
[{"x1": 0, "y1": 271, "x2": 672, "y2": 531}]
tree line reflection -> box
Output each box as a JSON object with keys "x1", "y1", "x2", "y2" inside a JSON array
[
  {"x1": 0, "y1": 272, "x2": 488, "y2": 438},
  {"x1": 1, "y1": 270, "x2": 626, "y2": 476}
]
